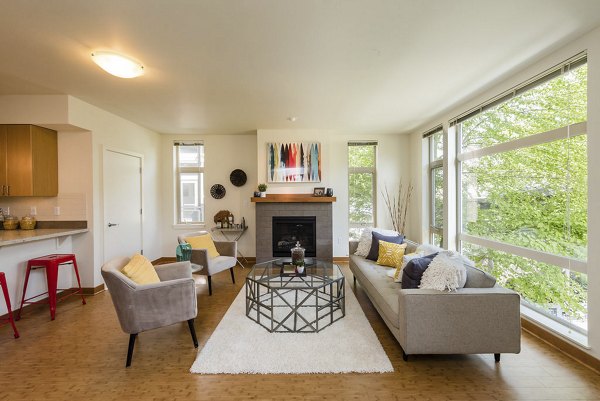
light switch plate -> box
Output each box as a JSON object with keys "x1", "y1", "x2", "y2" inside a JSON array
[{"x1": 54, "y1": 206, "x2": 61, "y2": 216}]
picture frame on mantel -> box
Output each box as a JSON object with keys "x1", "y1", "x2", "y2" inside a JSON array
[
  {"x1": 267, "y1": 142, "x2": 321, "y2": 183},
  {"x1": 313, "y1": 187, "x2": 325, "y2": 197}
]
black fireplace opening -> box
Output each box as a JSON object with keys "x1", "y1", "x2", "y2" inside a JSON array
[{"x1": 272, "y1": 216, "x2": 316, "y2": 257}]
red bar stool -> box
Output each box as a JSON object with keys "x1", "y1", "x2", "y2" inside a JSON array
[
  {"x1": 1, "y1": 272, "x2": 19, "y2": 338},
  {"x1": 17, "y1": 254, "x2": 86, "y2": 321}
]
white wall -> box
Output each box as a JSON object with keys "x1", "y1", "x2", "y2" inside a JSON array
[
  {"x1": 68, "y1": 97, "x2": 162, "y2": 286},
  {"x1": 407, "y1": 26, "x2": 600, "y2": 360},
  {"x1": 0, "y1": 95, "x2": 162, "y2": 291},
  {"x1": 257, "y1": 129, "x2": 410, "y2": 256},
  {"x1": 160, "y1": 133, "x2": 258, "y2": 258}
]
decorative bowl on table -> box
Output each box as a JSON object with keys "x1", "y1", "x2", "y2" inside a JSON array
[{"x1": 20, "y1": 215, "x2": 36, "y2": 230}]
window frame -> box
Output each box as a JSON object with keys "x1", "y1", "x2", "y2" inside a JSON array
[
  {"x1": 424, "y1": 127, "x2": 444, "y2": 246},
  {"x1": 453, "y1": 54, "x2": 588, "y2": 338},
  {"x1": 174, "y1": 141, "x2": 205, "y2": 225},
  {"x1": 348, "y1": 141, "x2": 378, "y2": 237}
]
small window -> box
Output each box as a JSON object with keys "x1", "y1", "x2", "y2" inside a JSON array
[
  {"x1": 424, "y1": 127, "x2": 444, "y2": 247},
  {"x1": 174, "y1": 142, "x2": 204, "y2": 224},
  {"x1": 348, "y1": 142, "x2": 377, "y2": 240}
]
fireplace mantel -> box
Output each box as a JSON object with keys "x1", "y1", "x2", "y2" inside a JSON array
[{"x1": 251, "y1": 194, "x2": 336, "y2": 203}]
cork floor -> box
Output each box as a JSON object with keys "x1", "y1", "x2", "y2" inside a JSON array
[{"x1": 1, "y1": 263, "x2": 599, "y2": 401}]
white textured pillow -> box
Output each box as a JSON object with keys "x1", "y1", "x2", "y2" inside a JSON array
[
  {"x1": 416, "y1": 243, "x2": 444, "y2": 255},
  {"x1": 354, "y1": 227, "x2": 398, "y2": 257},
  {"x1": 419, "y1": 251, "x2": 468, "y2": 291}
]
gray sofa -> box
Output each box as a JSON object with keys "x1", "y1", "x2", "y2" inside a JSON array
[{"x1": 349, "y1": 240, "x2": 521, "y2": 362}]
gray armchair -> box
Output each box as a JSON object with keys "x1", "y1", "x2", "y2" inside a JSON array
[
  {"x1": 177, "y1": 230, "x2": 237, "y2": 296},
  {"x1": 101, "y1": 257, "x2": 198, "y2": 367}
]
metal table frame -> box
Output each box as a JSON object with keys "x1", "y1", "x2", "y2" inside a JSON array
[{"x1": 245, "y1": 260, "x2": 345, "y2": 333}]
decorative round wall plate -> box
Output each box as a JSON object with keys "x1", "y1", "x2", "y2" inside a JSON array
[
  {"x1": 210, "y1": 184, "x2": 226, "y2": 199},
  {"x1": 229, "y1": 169, "x2": 247, "y2": 187}
]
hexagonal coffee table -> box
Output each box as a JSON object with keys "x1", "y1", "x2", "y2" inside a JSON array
[{"x1": 245, "y1": 259, "x2": 345, "y2": 333}]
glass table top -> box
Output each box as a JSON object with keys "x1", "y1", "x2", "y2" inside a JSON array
[{"x1": 247, "y1": 259, "x2": 343, "y2": 290}]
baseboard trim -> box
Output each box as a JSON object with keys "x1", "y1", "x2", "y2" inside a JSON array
[
  {"x1": 333, "y1": 257, "x2": 349, "y2": 262},
  {"x1": 0, "y1": 285, "x2": 103, "y2": 320},
  {"x1": 82, "y1": 284, "x2": 105, "y2": 295},
  {"x1": 521, "y1": 317, "x2": 600, "y2": 374}
]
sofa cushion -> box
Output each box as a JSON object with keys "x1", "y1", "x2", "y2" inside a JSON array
[
  {"x1": 354, "y1": 228, "x2": 399, "y2": 257},
  {"x1": 464, "y1": 265, "x2": 497, "y2": 288},
  {"x1": 376, "y1": 241, "x2": 407, "y2": 268},
  {"x1": 401, "y1": 253, "x2": 438, "y2": 289},
  {"x1": 419, "y1": 251, "x2": 468, "y2": 291},
  {"x1": 386, "y1": 252, "x2": 422, "y2": 282},
  {"x1": 185, "y1": 234, "x2": 220, "y2": 259},
  {"x1": 121, "y1": 253, "x2": 160, "y2": 285},
  {"x1": 367, "y1": 231, "x2": 404, "y2": 261},
  {"x1": 350, "y1": 255, "x2": 401, "y2": 329}
]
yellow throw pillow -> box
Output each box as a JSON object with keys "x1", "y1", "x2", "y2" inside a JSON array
[
  {"x1": 377, "y1": 241, "x2": 407, "y2": 269},
  {"x1": 185, "y1": 234, "x2": 220, "y2": 259},
  {"x1": 121, "y1": 253, "x2": 160, "y2": 285}
]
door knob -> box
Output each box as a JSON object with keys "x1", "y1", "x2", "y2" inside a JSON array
[{"x1": 108, "y1": 222, "x2": 119, "y2": 227}]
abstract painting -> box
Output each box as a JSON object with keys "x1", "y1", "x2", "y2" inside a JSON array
[{"x1": 267, "y1": 142, "x2": 321, "y2": 183}]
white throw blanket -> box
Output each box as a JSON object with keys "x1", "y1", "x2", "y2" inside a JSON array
[{"x1": 419, "y1": 251, "x2": 470, "y2": 291}]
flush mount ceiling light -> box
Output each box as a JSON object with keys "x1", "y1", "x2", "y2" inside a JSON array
[{"x1": 90, "y1": 50, "x2": 144, "y2": 78}]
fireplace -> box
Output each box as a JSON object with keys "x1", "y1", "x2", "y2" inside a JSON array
[
  {"x1": 272, "y1": 216, "x2": 316, "y2": 257},
  {"x1": 254, "y1": 196, "x2": 333, "y2": 262}
]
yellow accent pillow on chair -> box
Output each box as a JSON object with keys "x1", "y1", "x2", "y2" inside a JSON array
[
  {"x1": 376, "y1": 241, "x2": 407, "y2": 269},
  {"x1": 185, "y1": 234, "x2": 220, "y2": 259},
  {"x1": 121, "y1": 253, "x2": 161, "y2": 285}
]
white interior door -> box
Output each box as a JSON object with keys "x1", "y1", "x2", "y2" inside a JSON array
[{"x1": 104, "y1": 149, "x2": 143, "y2": 262}]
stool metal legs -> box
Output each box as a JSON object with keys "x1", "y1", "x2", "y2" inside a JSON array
[{"x1": 0, "y1": 272, "x2": 19, "y2": 338}]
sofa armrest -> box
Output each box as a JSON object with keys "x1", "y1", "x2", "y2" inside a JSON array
[
  {"x1": 214, "y1": 241, "x2": 236, "y2": 257},
  {"x1": 398, "y1": 287, "x2": 521, "y2": 355},
  {"x1": 155, "y1": 261, "x2": 193, "y2": 281}
]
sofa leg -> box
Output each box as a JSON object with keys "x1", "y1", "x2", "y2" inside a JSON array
[
  {"x1": 353, "y1": 276, "x2": 356, "y2": 288},
  {"x1": 401, "y1": 348, "x2": 408, "y2": 362},
  {"x1": 230, "y1": 267, "x2": 235, "y2": 284},
  {"x1": 126, "y1": 333, "x2": 138, "y2": 368},
  {"x1": 208, "y1": 276, "x2": 213, "y2": 296},
  {"x1": 494, "y1": 353, "x2": 501, "y2": 363},
  {"x1": 188, "y1": 319, "x2": 198, "y2": 348}
]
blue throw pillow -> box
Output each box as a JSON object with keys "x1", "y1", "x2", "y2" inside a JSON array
[
  {"x1": 401, "y1": 253, "x2": 438, "y2": 289},
  {"x1": 366, "y1": 231, "x2": 404, "y2": 261}
]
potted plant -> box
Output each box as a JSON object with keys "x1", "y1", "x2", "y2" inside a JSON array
[{"x1": 257, "y1": 183, "x2": 268, "y2": 197}]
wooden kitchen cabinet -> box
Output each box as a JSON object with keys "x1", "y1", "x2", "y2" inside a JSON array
[{"x1": 0, "y1": 124, "x2": 58, "y2": 197}]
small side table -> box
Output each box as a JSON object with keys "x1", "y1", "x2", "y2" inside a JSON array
[{"x1": 210, "y1": 226, "x2": 248, "y2": 268}]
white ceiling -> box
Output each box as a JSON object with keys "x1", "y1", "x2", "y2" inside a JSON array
[{"x1": 0, "y1": 0, "x2": 599, "y2": 135}]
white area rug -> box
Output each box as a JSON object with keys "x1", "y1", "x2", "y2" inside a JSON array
[{"x1": 190, "y1": 285, "x2": 393, "y2": 374}]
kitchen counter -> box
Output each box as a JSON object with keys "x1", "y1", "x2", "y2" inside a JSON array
[{"x1": 0, "y1": 228, "x2": 88, "y2": 247}]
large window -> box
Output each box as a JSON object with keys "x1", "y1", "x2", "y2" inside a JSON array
[
  {"x1": 425, "y1": 127, "x2": 444, "y2": 247},
  {"x1": 348, "y1": 142, "x2": 377, "y2": 240},
  {"x1": 455, "y1": 54, "x2": 588, "y2": 334},
  {"x1": 174, "y1": 142, "x2": 204, "y2": 224}
]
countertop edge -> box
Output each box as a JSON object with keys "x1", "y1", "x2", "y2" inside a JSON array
[{"x1": 0, "y1": 228, "x2": 89, "y2": 247}]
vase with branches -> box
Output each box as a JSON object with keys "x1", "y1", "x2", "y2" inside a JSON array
[{"x1": 382, "y1": 181, "x2": 413, "y2": 234}]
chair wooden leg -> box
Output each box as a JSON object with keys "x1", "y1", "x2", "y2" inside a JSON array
[
  {"x1": 188, "y1": 319, "x2": 198, "y2": 348},
  {"x1": 208, "y1": 276, "x2": 212, "y2": 296},
  {"x1": 230, "y1": 267, "x2": 235, "y2": 284},
  {"x1": 494, "y1": 353, "x2": 501, "y2": 363},
  {"x1": 126, "y1": 333, "x2": 138, "y2": 368}
]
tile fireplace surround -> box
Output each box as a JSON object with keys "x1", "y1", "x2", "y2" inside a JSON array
[{"x1": 253, "y1": 194, "x2": 334, "y2": 262}]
